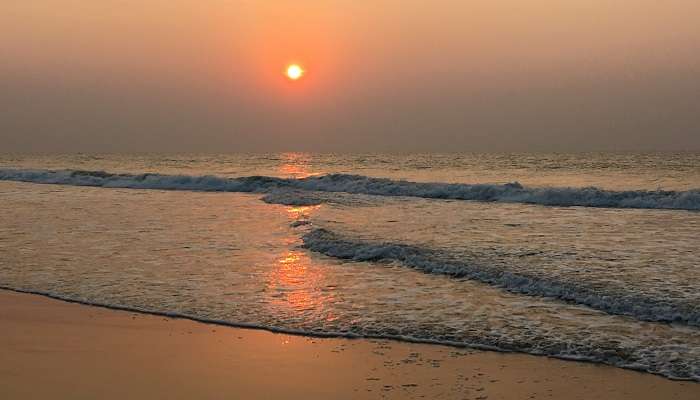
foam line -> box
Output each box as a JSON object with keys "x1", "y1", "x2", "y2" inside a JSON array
[
  {"x1": 1, "y1": 168, "x2": 699, "y2": 210},
  {"x1": 302, "y1": 228, "x2": 700, "y2": 327}
]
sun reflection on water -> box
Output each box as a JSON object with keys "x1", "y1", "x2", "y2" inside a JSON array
[
  {"x1": 285, "y1": 205, "x2": 320, "y2": 221},
  {"x1": 278, "y1": 152, "x2": 321, "y2": 178},
  {"x1": 265, "y1": 249, "x2": 336, "y2": 321},
  {"x1": 261, "y1": 172, "x2": 336, "y2": 323}
]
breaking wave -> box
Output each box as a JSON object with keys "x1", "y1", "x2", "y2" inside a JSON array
[
  {"x1": 1, "y1": 168, "x2": 699, "y2": 210},
  {"x1": 302, "y1": 228, "x2": 700, "y2": 327}
]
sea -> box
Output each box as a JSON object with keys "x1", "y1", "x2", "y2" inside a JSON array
[{"x1": 1, "y1": 152, "x2": 699, "y2": 380}]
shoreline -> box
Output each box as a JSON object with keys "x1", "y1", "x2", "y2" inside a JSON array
[
  {"x1": 3, "y1": 286, "x2": 692, "y2": 381},
  {"x1": 1, "y1": 289, "x2": 698, "y2": 399}
]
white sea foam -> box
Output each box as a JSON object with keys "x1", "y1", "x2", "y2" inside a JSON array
[
  {"x1": 302, "y1": 228, "x2": 700, "y2": 327},
  {"x1": 1, "y1": 168, "x2": 699, "y2": 210},
  {"x1": 297, "y1": 174, "x2": 700, "y2": 210}
]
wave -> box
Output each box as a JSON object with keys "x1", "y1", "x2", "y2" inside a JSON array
[
  {"x1": 1, "y1": 168, "x2": 700, "y2": 210},
  {"x1": 296, "y1": 174, "x2": 700, "y2": 211},
  {"x1": 302, "y1": 228, "x2": 700, "y2": 327},
  {"x1": 0, "y1": 168, "x2": 289, "y2": 192}
]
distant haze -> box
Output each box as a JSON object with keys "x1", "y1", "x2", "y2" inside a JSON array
[{"x1": 2, "y1": 1, "x2": 699, "y2": 153}]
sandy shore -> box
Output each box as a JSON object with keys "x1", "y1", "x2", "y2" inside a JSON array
[{"x1": 1, "y1": 290, "x2": 697, "y2": 399}]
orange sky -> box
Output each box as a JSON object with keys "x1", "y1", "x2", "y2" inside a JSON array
[{"x1": 1, "y1": 1, "x2": 699, "y2": 152}]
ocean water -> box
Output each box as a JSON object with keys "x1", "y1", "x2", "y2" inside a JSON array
[{"x1": 1, "y1": 153, "x2": 699, "y2": 380}]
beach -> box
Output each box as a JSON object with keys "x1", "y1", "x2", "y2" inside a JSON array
[
  {"x1": 4, "y1": 1, "x2": 700, "y2": 397},
  {"x1": 2, "y1": 289, "x2": 698, "y2": 400},
  {"x1": 1, "y1": 154, "x2": 699, "y2": 395}
]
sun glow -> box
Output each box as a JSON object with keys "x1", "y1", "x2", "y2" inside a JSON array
[{"x1": 286, "y1": 64, "x2": 304, "y2": 80}]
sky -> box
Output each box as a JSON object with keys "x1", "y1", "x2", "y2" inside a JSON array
[{"x1": 1, "y1": 1, "x2": 699, "y2": 153}]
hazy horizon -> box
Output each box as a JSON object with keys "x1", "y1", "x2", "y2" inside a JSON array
[{"x1": 2, "y1": 1, "x2": 699, "y2": 153}]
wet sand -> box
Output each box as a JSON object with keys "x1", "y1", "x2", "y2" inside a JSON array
[{"x1": 1, "y1": 290, "x2": 698, "y2": 399}]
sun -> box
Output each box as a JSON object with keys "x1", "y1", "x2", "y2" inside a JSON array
[{"x1": 286, "y1": 64, "x2": 304, "y2": 80}]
